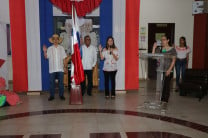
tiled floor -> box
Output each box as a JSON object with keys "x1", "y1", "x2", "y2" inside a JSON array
[{"x1": 0, "y1": 80, "x2": 207, "y2": 138}]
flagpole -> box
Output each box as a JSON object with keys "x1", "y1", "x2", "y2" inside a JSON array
[
  {"x1": 69, "y1": 4, "x2": 83, "y2": 105},
  {"x1": 71, "y1": 4, "x2": 75, "y2": 86}
]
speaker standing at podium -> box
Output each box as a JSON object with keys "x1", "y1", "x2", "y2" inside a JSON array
[{"x1": 152, "y1": 35, "x2": 176, "y2": 106}]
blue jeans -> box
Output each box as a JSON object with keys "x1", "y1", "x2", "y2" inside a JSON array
[
  {"x1": 175, "y1": 59, "x2": 187, "y2": 87},
  {"x1": 49, "y1": 72, "x2": 64, "y2": 97}
]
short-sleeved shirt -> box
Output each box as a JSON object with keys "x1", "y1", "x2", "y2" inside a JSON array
[
  {"x1": 81, "y1": 44, "x2": 97, "y2": 70},
  {"x1": 161, "y1": 47, "x2": 177, "y2": 71},
  {"x1": 47, "y1": 45, "x2": 67, "y2": 73},
  {"x1": 102, "y1": 48, "x2": 119, "y2": 71},
  {"x1": 175, "y1": 46, "x2": 191, "y2": 59}
]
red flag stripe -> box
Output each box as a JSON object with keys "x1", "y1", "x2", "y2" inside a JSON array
[
  {"x1": 125, "y1": 0, "x2": 140, "y2": 90},
  {"x1": 71, "y1": 43, "x2": 85, "y2": 85},
  {"x1": 9, "y1": 0, "x2": 28, "y2": 92}
]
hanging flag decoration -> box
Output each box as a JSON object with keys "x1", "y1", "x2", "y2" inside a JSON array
[{"x1": 50, "y1": 0, "x2": 102, "y2": 17}]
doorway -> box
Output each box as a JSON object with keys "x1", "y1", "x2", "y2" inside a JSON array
[{"x1": 148, "y1": 23, "x2": 175, "y2": 79}]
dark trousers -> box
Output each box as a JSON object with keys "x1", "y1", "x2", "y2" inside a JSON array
[
  {"x1": 81, "y1": 70, "x2": 93, "y2": 95},
  {"x1": 49, "y1": 72, "x2": 64, "y2": 97},
  {"x1": 175, "y1": 59, "x2": 187, "y2": 87},
  {"x1": 103, "y1": 71, "x2": 117, "y2": 96},
  {"x1": 68, "y1": 61, "x2": 71, "y2": 91},
  {"x1": 68, "y1": 70, "x2": 71, "y2": 91},
  {"x1": 161, "y1": 73, "x2": 172, "y2": 102}
]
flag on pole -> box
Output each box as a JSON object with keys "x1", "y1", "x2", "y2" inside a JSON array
[{"x1": 71, "y1": 5, "x2": 85, "y2": 85}]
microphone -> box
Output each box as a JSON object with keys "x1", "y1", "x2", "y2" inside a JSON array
[{"x1": 109, "y1": 45, "x2": 112, "y2": 55}]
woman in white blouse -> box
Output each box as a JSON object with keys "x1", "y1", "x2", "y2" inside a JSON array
[
  {"x1": 99, "y1": 36, "x2": 119, "y2": 99},
  {"x1": 175, "y1": 36, "x2": 191, "y2": 92}
]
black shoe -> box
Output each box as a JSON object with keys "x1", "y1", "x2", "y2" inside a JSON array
[
  {"x1": 111, "y1": 95, "x2": 115, "y2": 99},
  {"x1": 175, "y1": 89, "x2": 179, "y2": 92},
  {"x1": 60, "y1": 96, "x2": 65, "y2": 100},
  {"x1": 87, "y1": 92, "x2": 92, "y2": 96},
  {"x1": 82, "y1": 90, "x2": 85, "y2": 96},
  {"x1": 48, "y1": 96, "x2": 54, "y2": 101}
]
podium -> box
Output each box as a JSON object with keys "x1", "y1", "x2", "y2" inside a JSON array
[{"x1": 139, "y1": 53, "x2": 173, "y2": 110}]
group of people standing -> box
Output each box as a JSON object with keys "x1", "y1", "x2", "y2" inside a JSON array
[
  {"x1": 43, "y1": 34, "x2": 119, "y2": 101},
  {"x1": 42, "y1": 33, "x2": 190, "y2": 105}
]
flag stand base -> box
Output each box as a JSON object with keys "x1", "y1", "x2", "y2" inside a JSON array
[{"x1": 69, "y1": 85, "x2": 83, "y2": 105}]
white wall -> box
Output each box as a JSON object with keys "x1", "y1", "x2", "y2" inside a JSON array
[
  {"x1": 0, "y1": 0, "x2": 9, "y2": 24},
  {"x1": 139, "y1": 0, "x2": 194, "y2": 79}
]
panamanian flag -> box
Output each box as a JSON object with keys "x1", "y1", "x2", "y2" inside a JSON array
[
  {"x1": 8, "y1": 0, "x2": 139, "y2": 92},
  {"x1": 70, "y1": 5, "x2": 85, "y2": 85}
]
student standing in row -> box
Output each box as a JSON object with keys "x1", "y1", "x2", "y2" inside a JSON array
[
  {"x1": 175, "y1": 36, "x2": 191, "y2": 92},
  {"x1": 81, "y1": 35, "x2": 97, "y2": 96},
  {"x1": 99, "y1": 36, "x2": 119, "y2": 99},
  {"x1": 43, "y1": 34, "x2": 68, "y2": 101}
]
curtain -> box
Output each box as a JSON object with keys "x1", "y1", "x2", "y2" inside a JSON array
[
  {"x1": 99, "y1": 0, "x2": 112, "y2": 90},
  {"x1": 9, "y1": 0, "x2": 28, "y2": 92},
  {"x1": 39, "y1": 0, "x2": 53, "y2": 91},
  {"x1": 25, "y1": 0, "x2": 42, "y2": 91},
  {"x1": 113, "y1": 0, "x2": 126, "y2": 90}
]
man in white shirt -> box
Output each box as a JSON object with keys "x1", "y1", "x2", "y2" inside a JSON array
[
  {"x1": 81, "y1": 35, "x2": 97, "y2": 96},
  {"x1": 43, "y1": 34, "x2": 68, "y2": 101}
]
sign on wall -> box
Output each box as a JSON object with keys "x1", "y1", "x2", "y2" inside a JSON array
[{"x1": 192, "y1": 1, "x2": 208, "y2": 14}]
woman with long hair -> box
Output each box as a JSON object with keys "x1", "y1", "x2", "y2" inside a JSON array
[
  {"x1": 175, "y1": 36, "x2": 191, "y2": 92},
  {"x1": 99, "y1": 36, "x2": 119, "y2": 99},
  {"x1": 152, "y1": 35, "x2": 176, "y2": 108}
]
